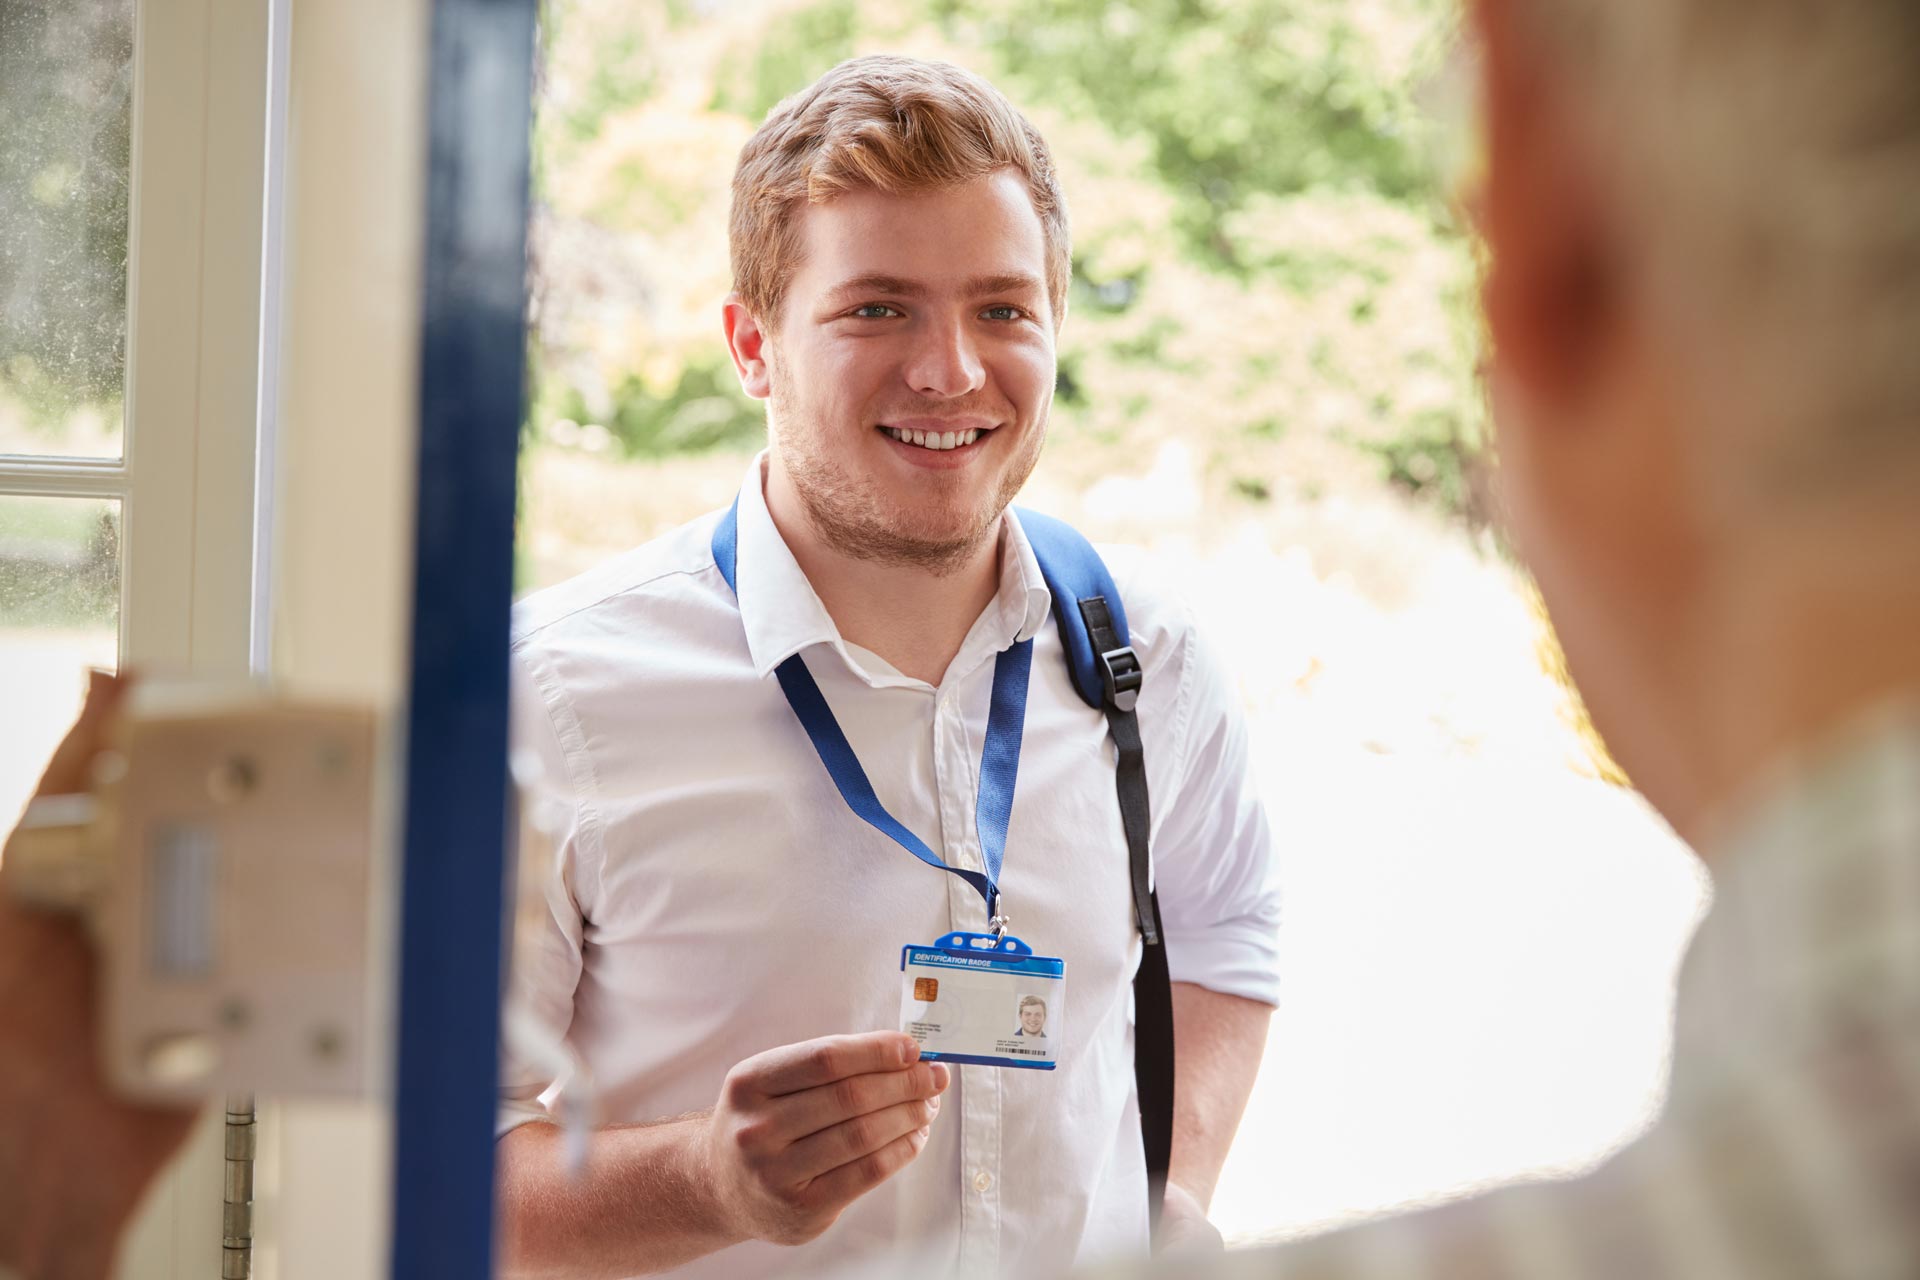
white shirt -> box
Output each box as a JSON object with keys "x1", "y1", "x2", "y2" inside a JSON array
[{"x1": 501, "y1": 459, "x2": 1280, "y2": 1280}]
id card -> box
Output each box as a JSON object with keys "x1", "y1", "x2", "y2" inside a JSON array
[{"x1": 899, "y1": 931, "x2": 1065, "y2": 1070}]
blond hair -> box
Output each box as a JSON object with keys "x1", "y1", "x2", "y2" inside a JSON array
[
  {"x1": 1521, "y1": 1, "x2": 1920, "y2": 506},
  {"x1": 729, "y1": 55, "x2": 1070, "y2": 326}
]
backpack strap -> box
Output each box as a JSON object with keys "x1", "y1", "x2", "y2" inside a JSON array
[{"x1": 1016, "y1": 509, "x2": 1175, "y2": 1241}]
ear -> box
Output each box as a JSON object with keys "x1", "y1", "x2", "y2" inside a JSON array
[
  {"x1": 722, "y1": 293, "x2": 773, "y2": 400},
  {"x1": 1474, "y1": 0, "x2": 1620, "y2": 406}
]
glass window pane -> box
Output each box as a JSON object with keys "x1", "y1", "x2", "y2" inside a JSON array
[
  {"x1": 0, "y1": 495, "x2": 119, "y2": 831},
  {"x1": 0, "y1": 0, "x2": 137, "y2": 461}
]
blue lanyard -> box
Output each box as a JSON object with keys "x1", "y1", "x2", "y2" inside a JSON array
[{"x1": 713, "y1": 499, "x2": 1032, "y2": 922}]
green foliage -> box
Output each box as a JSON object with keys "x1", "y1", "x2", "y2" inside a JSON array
[
  {"x1": 0, "y1": 501, "x2": 119, "y2": 628},
  {"x1": 561, "y1": 29, "x2": 659, "y2": 144},
  {"x1": 550, "y1": 353, "x2": 765, "y2": 458},
  {"x1": 932, "y1": 0, "x2": 1453, "y2": 268},
  {"x1": 711, "y1": 0, "x2": 863, "y2": 120},
  {"x1": 529, "y1": 0, "x2": 1490, "y2": 523},
  {"x1": 0, "y1": 0, "x2": 134, "y2": 425}
]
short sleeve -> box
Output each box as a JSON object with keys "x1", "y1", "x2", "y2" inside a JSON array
[
  {"x1": 497, "y1": 646, "x2": 592, "y2": 1137},
  {"x1": 1147, "y1": 609, "x2": 1282, "y2": 1006}
]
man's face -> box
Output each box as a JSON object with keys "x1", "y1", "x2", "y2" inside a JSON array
[
  {"x1": 1020, "y1": 1003, "x2": 1045, "y2": 1036},
  {"x1": 748, "y1": 169, "x2": 1058, "y2": 569}
]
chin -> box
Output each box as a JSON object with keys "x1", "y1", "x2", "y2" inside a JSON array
[
  {"x1": 876, "y1": 476, "x2": 1005, "y2": 533},
  {"x1": 891, "y1": 506, "x2": 1001, "y2": 556}
]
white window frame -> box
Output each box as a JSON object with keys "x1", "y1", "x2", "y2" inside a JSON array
[
  {"x1": 0, "y1": 2, "x2": 283, "y2": 1276},
  {"x1": 0, "y1": 0, "x2": 276, "y2": 679}
]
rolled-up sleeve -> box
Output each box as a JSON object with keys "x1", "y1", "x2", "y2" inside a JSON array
[
  {"x1": 497, "y1": 646, "x2": 593, "y2": 1137},
  {"x1": 1149, "y1": 610, "x2": 1281, "y2": 1007}
]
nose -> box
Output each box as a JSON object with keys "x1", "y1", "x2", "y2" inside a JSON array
[{"x1": 904, "y1": 315, "x2": 985, "y2": 400}]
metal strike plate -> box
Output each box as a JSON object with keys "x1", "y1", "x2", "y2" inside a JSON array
[{"x1": 86, "y1": 686, "x2": 386, "y2": 1101}]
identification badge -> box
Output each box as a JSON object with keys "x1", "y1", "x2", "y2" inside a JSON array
[{"x1": 899, "y1": 931, "x2": 1065, "y2": 1070}]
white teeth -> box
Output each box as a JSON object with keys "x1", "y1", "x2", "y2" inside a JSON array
[{"x1": 886, "y1": 426, "x2": 986, "y2": 450}]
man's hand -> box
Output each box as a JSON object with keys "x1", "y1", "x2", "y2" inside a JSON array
[
  {"x1": 0, "y1": 672, "x2": 200, "y2": 1280},
  {"x1": 1157, "y1": 1180, "x2": 1225, "y2": 1256},
  {"x1": 498, "y1": 1029, "x2": 949, "y2": 1277},
  {"x1": 701, "y1": 1031, "x2": 948, "y2": 1246}
]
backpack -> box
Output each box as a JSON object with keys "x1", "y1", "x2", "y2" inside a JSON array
[{"x1": 1017, "y1": 510, "x2": 1174, "y2": 1240}]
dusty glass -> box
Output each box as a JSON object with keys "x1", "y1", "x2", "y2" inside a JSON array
[
  {"x1": 0, "y1": 0, "x2": 137, "y2": 460},
  {"x1": 0, "y1": 495, "x2": 120, "y2": 831}
]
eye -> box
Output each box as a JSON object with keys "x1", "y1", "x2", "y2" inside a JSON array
[
  {"x1": 850, "y1": 304, "x2": 901, "y2": 319},
  {"x1": 981, "y1": 305, "x2": 1026, "y2": 322}
]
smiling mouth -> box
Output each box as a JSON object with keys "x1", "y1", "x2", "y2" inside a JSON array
[{"x1": 879, "y1": 424, "x2": 987, "y2": 452}]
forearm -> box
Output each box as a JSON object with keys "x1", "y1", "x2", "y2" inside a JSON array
[
  {"x1": 3, "y1": 1111, "x2": 134, "y2": 1280},
  {"x1": 0, "y1": 903, "x2": 196, "y2": 1280},
  {"x1": 1167, "y1": 981, "x2": 1271, "y2": 1208},
  {"x1": 0, "y1": 1057, "x2": 191, "y2": 1280},
  {"x1": 496, "y1": 1113, "x2": 741, "y2": 1279}
]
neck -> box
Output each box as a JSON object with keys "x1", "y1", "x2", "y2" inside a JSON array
[
  {"x1": 763, "y1": 470, "x2": 1002, "y2": 686},
  {"x1": 1652, "y1": 527, "x2": 1920, "y2": 847}
]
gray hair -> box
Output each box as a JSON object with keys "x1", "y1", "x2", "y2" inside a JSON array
[{"x1": 1522, "y1": 0, "x2": 1920, "y2": 511}]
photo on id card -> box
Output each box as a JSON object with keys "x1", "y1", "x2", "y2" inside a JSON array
[{"x1": 899, "y1": 933, "x2": 1065, "y2": 1069}]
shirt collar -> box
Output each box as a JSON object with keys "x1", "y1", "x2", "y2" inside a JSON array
[
  {"x1": 728, "y1": 453, "x2": 1054, "y2": 682},
  {"x1": 988, "y1": 502, "x2": 1055, "y2": 648}
]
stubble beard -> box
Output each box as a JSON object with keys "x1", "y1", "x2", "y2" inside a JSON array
[{"x1": 768, "y1": 375, "x2": 1047, "y2": 578}]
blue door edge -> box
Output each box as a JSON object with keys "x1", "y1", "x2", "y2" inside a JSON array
[{"x1": 392, "y1": 1, "x2": 539, "y2": 1276}]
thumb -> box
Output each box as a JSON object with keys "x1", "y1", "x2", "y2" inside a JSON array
[{"x1": 33, "y1": 669, "x2": 133, "y2": 798}]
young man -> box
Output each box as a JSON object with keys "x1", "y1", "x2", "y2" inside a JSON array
[
  {"x1": 494, "y1": 57, "x2": 1281, "y2": 1278},
  {"x1": 1136, "y1": 1, "x2": 1920, "y2": 1276}
]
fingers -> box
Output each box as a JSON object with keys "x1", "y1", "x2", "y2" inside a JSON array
[
  {"x1": 769, "y1": 1059, "x2": 950, "y2": 1141},
  {"x1": 707, "y1": 1035, "x2": 945, "y2": 1247},
  {"x1": 734, "y1": 1031, "x2": 921, "y2": 1098},
  {"x1": 797, "y1": 1121, "x2": 934, "y2": 1213},
  {"x1": 34, "y1": 669, "x2": 131, "y2": 798},
  {"x1": 781, "y1": 1092, "x2": 940, "y2": 1183}
]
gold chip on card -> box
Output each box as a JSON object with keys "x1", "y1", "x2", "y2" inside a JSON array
[{"x1": 913, "y1": 977, "x2": 940, "y2": 1002}]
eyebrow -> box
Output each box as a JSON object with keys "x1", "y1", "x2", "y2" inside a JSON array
[{"x1": 822, "y1": 272, "x2": 1046, "y2": 302}]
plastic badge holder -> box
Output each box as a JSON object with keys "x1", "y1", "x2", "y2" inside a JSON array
[{"x1": 899, "y1": 931, "x2": 1066, "y2": 1070}]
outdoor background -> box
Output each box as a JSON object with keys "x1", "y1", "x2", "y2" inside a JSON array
[
  {"x1": 0, "y1": 0, "x2": 1710, "y2": 1251},
  {"x1": 1, "y1": 0, "x2": 130, "y2": 844},
  {"x1": 515, "y1": 0, "x2": 1706, "y2": 1247}
]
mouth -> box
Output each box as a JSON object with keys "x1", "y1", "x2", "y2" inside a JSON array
[{"x1": 877, "y1": 423, "x2": 992, "y2": 453}]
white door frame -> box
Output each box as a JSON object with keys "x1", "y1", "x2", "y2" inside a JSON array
[{"x1": 0, "y1": 2, "x2": 278, "y2": 1276}]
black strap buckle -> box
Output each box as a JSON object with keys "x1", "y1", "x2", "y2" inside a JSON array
[{"x1": 1098, "y1": 645, "x2": 1143, "y2": 712}]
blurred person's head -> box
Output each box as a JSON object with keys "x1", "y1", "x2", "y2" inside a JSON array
[
  {"x1": 721, "y1": 55, "x2": 1070, "y2": 572},
  {"x1": 1475, "y1": 0, "x2": 1920, "y2": 834},
  {"x1": 1019, "y1": 996, "x2": 1046, "y2": 1036}
]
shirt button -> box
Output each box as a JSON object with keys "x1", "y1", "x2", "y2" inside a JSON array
[{"x1": 973, "y1": 1170, "x2": 993, "y2": 1193}]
